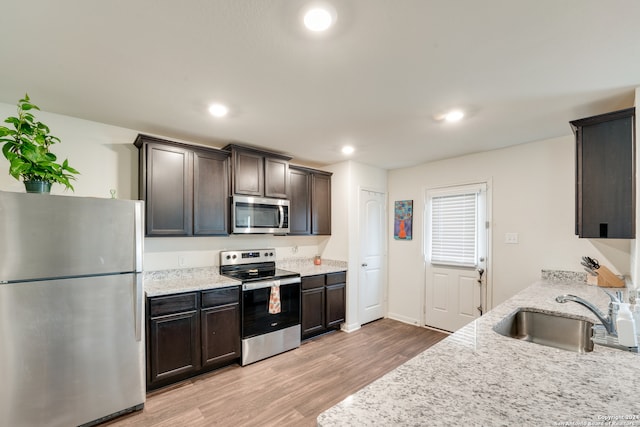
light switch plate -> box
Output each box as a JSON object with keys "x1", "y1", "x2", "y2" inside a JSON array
[{"x1": 504, "y1": 232, "x2": 519, "y2": 244}]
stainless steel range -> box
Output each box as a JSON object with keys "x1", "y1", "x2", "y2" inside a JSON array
[{"x1": 220, "y1": 249, "x2": 301, "y2": 365}]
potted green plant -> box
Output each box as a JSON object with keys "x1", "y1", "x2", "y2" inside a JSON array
[{"x1": 0, "y1": 94, "x2": 79, "y2": 193}]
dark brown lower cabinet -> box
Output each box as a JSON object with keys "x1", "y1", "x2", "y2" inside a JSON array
[
  {"x1": 326, "y1": 282, "x2": 346, "y2": 328},
  {"x1": 201, "y1": 290, "x2": 241, "y2": 368},
  {"x1": 302, "y1": 286, "x2": 325, "y2": 336},
  {"x1": 147, "y1": 287, "x2": 240, "y2": 390},
  {"x1": 148, "y1": 309, "x2": 200, "y2": 385},
  {"x1": 301, "y1": 271, "x2": 346, "y2": 339}
]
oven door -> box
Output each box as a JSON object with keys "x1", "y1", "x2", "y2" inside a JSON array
[
  {"x1": 241, "y1": 277, "x2": 300, "y2": 339},
  {"x1": 232, "y1": 195, "x2": 290, "y2": 234}
]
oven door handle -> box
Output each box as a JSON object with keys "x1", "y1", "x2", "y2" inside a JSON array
[{"x1": 242, "y1": 276, "x2": 301, "y2": 291}]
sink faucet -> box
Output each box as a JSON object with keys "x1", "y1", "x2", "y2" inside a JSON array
[{"x1": 555, "y1": 292, "x2": 619, "y2": 336}]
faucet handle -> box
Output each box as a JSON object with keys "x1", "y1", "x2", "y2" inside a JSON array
[{"x1": 602, "y1": 289, "x2": 621, "y2": 303}]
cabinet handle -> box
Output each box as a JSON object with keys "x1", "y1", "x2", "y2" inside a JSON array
[{"x1": 361, "y1": 263, "x2": 368, "y2": 267}]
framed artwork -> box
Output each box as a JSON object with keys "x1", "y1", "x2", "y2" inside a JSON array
[{"x1": 394, "y1": 200, "x2": 413, "y2": 240}]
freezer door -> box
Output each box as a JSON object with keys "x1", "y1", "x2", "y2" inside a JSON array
[
  {"x1": 0, "y1": 191, "x2": 143, "y2": 281},
  {"x1": 0, "y1": 274, "x2": 145, "y2": 427}
]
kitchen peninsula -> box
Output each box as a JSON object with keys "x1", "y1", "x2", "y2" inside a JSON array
[{"x1": 318, "y1": 279, "x2": 640, "y2": 426}]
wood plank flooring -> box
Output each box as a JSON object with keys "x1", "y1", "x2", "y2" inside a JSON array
[{"x1": 104, "y1": 319, "x2": 447, "y2": 427}]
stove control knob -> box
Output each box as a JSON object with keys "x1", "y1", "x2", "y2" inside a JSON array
[
  {"x1": 232, "y1": 254, "x2": 237, "y2": 260},
  {"x1": 269, "y1": 252, "x2": 274, "y2": 257},
  {"x1": 264, "y1": 252, "x2": 268, "y2": 257},
  {"x1": 225, "y1": 255, "x2": 231, "y2": 260}
]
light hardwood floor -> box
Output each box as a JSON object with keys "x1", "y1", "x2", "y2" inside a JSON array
[{"x1": 104, "y1": 319, "x2": 447, "y2": 427}]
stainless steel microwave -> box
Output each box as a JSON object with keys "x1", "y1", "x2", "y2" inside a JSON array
[{"x1": 232, "y1": 195, "x2": 290, "y2": 234}]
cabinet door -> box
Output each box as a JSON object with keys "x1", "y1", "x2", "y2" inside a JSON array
[
  {"x1": 288, "y1": 168, "x2": 311, "y2": 235},
  {"x1": 301, "y1": 287, "x2": 325, "y2": 337},
  {"x1": 201, "y1": 303, "x2": 240, "y2": 368},
  {"x1": 312, "y1": 173, "x2": 332, "y2": 235},
  {"x1": 145, "y1": 143, "x2": 192, "y2": 236},
  {"x1": 574, "y1": 108, "x2": 635, "y2": 238},
  {"x1": 193, "y1": 149, "x2": 230, "y2": 235},
  {"x1": 234, "y1": 150, "x2": 264, "y2": 196},
  {"x1": 326, "y1": 283, "x2": 346, "y2": 328},
  {"x1": 265, "y1": 157, "x2": 289, "y2": 198},
  {"x1": 147, "y1": 310, "x2": 200, "y2": 387}
]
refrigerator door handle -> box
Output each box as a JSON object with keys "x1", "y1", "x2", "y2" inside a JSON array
[
  {"x1": 134, "y1": 201, "x2": 144, "y2": 272},
  {"x1": 135, "y1": 274, "x2": 143, "y2": 342},
  {"x1": 134, "y1": 201, "x2": 144, "y2": 342}
]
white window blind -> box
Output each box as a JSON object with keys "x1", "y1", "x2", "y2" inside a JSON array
[{"x1": 429, "y1": 190, "x2": 478, "y2": 267}]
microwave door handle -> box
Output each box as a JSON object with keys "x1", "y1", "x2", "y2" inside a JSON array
[{"x1": 278, "y1": 205, "x2": 284, "y2": 228}]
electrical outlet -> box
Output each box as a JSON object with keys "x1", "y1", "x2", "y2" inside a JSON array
[{"x1": 504, "y1": 233, "x2": 519, "y2": 244}]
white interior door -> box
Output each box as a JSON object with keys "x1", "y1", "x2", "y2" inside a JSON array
[
  {"x1": 359, "y1": 189, "x2": 386, "y2": 325},
  {"x1": 424, "y1": 183, "x2": 488, "y2": 332}
]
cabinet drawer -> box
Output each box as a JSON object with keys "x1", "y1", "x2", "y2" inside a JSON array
[
  {"x1": 302, "y1": 274, "x2": 325, "y2": 290},
  {"x1": 202, "y1": 286, "x2": 240, "y2": 308},
  {"x1": 149, "y1": 293, "x2": 198, "y2": 317},
  {"x1": 326, "y1": 271, "x2": 346, "y2": 285}
]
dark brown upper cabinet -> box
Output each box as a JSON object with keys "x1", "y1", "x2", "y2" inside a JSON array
[
  {"x1": 223, "y1": 144, "x2": 291, "y2": 199},
  {"x1": 312, "y1": 172, "x2": 332, "y2": 235},
  {"x1": 570, "y1": 107, "x2": 635, "y2": 238},
  {"x1": 135, "y1": 135, "x2": 230, "y2": 237},
  {"x1": 289, "y1": 165, "x2": 332, "y2": 235}
]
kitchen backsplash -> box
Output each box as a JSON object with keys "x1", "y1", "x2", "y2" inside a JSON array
[
  {"x1": 143, "y1": 239, "x2": 328, "y2": 271},
  {"x1": 541, "y1": 269, "x2": 587, "y2": 283},
  {"x1": 145, "y1": 256, "x2": 348, "y2": 282}
]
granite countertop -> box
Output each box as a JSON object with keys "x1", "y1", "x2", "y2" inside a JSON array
[
  {"x1": 278, "y1": 258, "x2": 348, "y2": 276},
  {"x1": 144, "y1": 258, "x2": 347, "y2": 297},
  {"x1": 144, "y1": 268, "x2": 241, "y2": 297},
  {"x1": 317, "y1": 281, "x2": 640, "y2": 426}
]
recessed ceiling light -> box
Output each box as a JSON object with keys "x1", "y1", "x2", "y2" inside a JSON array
[
  {"x1": 304, "y1": 7, "x2": 334, "y2": 32},
  {"x1": 444, "y1": 110, "x2": 464, "y2": 123},
  {"x1": 342, "y1": 145, "x2": 354, "y2": 155},
  {"x1": 208, "y1": 103, "x2": 229, "y2": 118}
]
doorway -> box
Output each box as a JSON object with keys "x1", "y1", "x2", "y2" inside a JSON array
[
  {"x1": 424, "y1": 183, "x2": 489, "y2": 332},
  {"x1": 359, "y1": 189, "x2": 387, "y2": 325}
]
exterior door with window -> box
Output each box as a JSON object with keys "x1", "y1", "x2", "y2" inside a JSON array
[{"x1": 424, "y1": 183, "x2": 488, "y2": 332}]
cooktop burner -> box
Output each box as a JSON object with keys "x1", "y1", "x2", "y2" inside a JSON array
[
  {"x1": 219, "y1": 249, "x2": 299, "y2": 282},
  {"x1": 221, "y1": 266, "x2": 299, "y2": 282}
]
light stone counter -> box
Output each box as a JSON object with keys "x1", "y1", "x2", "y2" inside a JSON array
[
  {"x1": 144, "y1": 258, "x2": 347, "y2": 297},
  {"x1": 144, "y1": 267, "x2": 240, "y2": 297},
  {"x1": 278, "y1": 258, "x2": 348, "y2": 276},
  {"x1": 317, "y1": 281, "x2": 640, "y2": 426}
]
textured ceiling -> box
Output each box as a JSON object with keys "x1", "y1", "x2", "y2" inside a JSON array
[{"x1": 0, "y1": 1, "x2": 639, "y2": 169}]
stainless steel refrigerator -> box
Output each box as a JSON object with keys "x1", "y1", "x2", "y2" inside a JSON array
[{"x1": 0, "y1": 191, "x2": 145, "y2": 427}]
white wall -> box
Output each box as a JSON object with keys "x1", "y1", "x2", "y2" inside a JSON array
[
  {"x1": 388, "y1": 135, "x2": 632, "y2": 325},
  {"x1": 0, "y1": 103, "x2": 139, "y2": 199},
  {"x1": 0, "y1": 101, "x2": 331, "y2": 271},
  {"x1": 3, "y1": 98, "x2": 634, "y2": 324},
  {"x1": 324, "y1": 160, "x2": 388, "y2": 331}
]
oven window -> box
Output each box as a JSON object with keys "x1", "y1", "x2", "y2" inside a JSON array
[{"x1": 242, "y1": 283, "x2": 300, "y2": 338}]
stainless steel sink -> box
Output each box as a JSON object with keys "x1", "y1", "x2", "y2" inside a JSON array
[{"x1": 493, "y1": 308, "x2": 594, "y2": 353}]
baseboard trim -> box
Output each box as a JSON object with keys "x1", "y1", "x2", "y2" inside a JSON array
[
  {"x1": 341, "y1": 322, "x2": 361, "y2": 333},
  {"x1": 387, "y1": 312, "x2": 421, "y2": 327}
]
